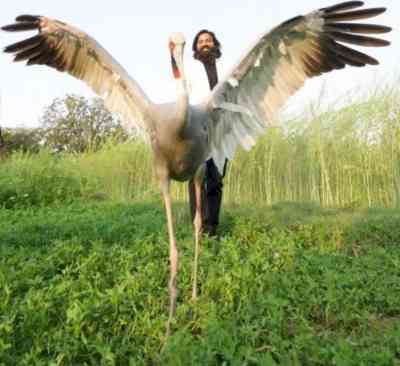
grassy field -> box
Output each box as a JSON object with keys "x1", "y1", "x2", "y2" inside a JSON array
[
  {"x1": 1, "y1": 201, "x2": 400, "y2": 365},
  {"x1": 1, "y1": 89, "x2": 400, "y2": 364}
]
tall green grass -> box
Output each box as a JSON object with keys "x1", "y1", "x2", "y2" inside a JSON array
[
  {"x1": 0, "y1": 87, "x2": 399, "y2": 208},
  {"x1": 226, "y1": 86, "x2": 400, "y2": 207}
]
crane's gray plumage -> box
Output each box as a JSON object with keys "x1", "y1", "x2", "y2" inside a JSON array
[{"x1": 2, "y1": 1, "x2": 391, "y2": 335}]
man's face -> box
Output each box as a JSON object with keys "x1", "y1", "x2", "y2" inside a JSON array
[{"x1": 196, "y1": 32, "x2": 215, "y2": 56}]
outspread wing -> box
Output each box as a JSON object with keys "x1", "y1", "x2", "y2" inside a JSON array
[
  {"x1": 2, "y1": 15, "x2": 153, "y2": 139},
  {"x1": 203, "y1": 1, "x2": 391, "y2": 172}
]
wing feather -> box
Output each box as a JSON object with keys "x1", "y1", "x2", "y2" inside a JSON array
[
  {"x1": 203, "y1": 1, "x2": 391, "y2": 172},
  {"x1": 2, "y1": 15, "x2": 153, "y2": 139}
]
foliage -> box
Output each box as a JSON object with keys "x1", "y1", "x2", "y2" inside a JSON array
[
  {"x1": 0, "y1": 127, "x2": 43, "y2": 154},
  {"x1": 40, "y1": 95, "x2": 127, "y2": 153},
  {"x1": 0, "y1": 151, "x2": 81, "y2": 209},
  {"x1": 0, "y1": 142, "x2": 155, "y2": 209},
  {"x1": 0, "y1": 202, "x2": 399, "y2": 365}
]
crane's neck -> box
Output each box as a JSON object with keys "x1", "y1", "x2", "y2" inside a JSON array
[
  {"x1": 175, "y1": 78, "x2": 189, "y2": 128},
  {"x1": 171, "y1": 53, "x2": 189, "y2": 131}
]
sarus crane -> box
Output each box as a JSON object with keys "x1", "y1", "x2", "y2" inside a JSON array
[{"x1": 2, "y1": 1, "x2": 391, "y2": 335}]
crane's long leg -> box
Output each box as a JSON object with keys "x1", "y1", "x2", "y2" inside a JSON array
[
  {"x1": 192, "y1": 169, "x2": 204, "y2": 301},
  {"x1": 161, "y1": 179, "x2": 178, "y2": 336}
]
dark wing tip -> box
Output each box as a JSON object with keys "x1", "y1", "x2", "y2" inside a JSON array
[
  {"x1": 1, "y1": 24, "x2": 15, "y2": 31},
  {"x1": 324, "y1": 23, "x2": 392, "y2": 35},
  {"x1": 15, "y1": 15, "x2": 41, "y2": 22},
  {"x1": 328, "y1": 32, "x2": 391, "y2": 47},
  {"x1": 323, "y1": 7, "x2": 387, "y2": 22},
  {"x1": 2, "y1": 15, "x2": 42, "y2": 32},
  {"x1": 320, "y1": 3, "x2": 391, "y2": 51},
  {"x1": 2, "y1": 22, "x2": 39, "y2": 32},
  {"x1": 3, "y1": 45, "x2": 13, "y2": 53},
  {"x1": 368, "y1": 7, "x2": 387, "y2": 17},
  {"x1": 3, "y1": 34, "x2": 45, "y2": 54},
  {"x1": 321, "y1": 1, "x2": 365, "y2": 14}
]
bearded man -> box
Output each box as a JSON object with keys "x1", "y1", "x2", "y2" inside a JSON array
[{"x1": 188, "y1": 29, "x2": 227, "y2": 237}]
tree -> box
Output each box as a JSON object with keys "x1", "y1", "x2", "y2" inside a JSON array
[
  {"x1": 0, "y1": 126, "x2": 43, "y2": 154},
  {"x1": 40, "y1": 95, "x2": 127, "y2": 153}
]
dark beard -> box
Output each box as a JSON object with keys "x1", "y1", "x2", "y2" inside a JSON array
[{"x1": 194, "y1": 45, "x2": 221, "y2": 63}]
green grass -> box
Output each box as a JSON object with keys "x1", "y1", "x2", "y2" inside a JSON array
[
  {"x1": 0, "y1": 88, "x2": 399, "y2": 364},
  {"x1": 1, "y1": 87, "x2": 399, "y2": 209},
  {"x1": 1, "y1": 201, "x2": 399, "y2": 365}
]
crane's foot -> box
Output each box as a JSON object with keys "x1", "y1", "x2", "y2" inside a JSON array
[
  {"x1": 191, "y1": 285, "x2": 197, "y2": 302},
  {"x1": 165, "y1": 319, "x2": 172, "y2": 338},
  {"x1": 166, "y1": 279, "x2": 177, "y2": 337},
  {"x1": 165, "y1": 309, "x2": 175, "y2": 337}
]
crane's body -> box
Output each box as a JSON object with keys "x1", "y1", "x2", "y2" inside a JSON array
[{"x1": 150, "y1": 102, "x2": 209, "y2": 182}]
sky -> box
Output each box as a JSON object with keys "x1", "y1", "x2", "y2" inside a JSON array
[{"x1": 0, "y1": 0, "x2": 398, "y2": 128}]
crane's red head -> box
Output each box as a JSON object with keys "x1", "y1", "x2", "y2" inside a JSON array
[{"x1": 169, "y1": 33, "x2": 185, "y2": 79}]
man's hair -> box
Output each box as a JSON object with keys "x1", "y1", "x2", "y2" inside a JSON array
[{"x1": 192, "y1": 29, "x2": 222, "y2": 60}]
